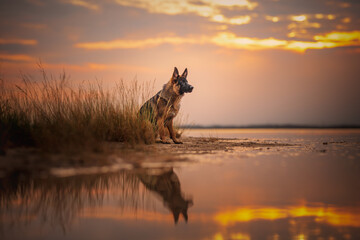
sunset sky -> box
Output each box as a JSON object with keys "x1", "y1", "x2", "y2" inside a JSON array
[{"x1": 1, "y1": 0, "x2": 360, "y2": 126}]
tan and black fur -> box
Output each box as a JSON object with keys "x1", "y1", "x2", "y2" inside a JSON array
[{"x1": 139, "y1": 67, "x2": 193, "y2": 144}]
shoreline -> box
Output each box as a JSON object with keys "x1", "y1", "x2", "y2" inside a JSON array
[
  {"x1": 0, "y1": 136, "x2": 292, "y2": 178},
  {"x1": 2, "y1": 127, "x2": 359, "y2": 179}
]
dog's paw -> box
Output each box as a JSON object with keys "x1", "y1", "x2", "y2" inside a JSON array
[{"x1": 173, "y1": 140, "x2": 183, "y2": 144}]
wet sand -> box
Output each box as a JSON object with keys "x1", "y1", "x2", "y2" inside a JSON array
[
  {"x1": 0, "y1": 136, "x2": 292, "y2": 178},
  {"x1": 1, "y1": 128, "x2": 359, "y2": 178}
]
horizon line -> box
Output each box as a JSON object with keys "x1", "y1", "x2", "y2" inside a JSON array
[{"x1": 180, "y1": 124, "x2": 360, "y2": 129}]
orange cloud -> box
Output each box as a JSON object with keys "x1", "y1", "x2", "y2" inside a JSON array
[
  {"x1": 211, "y1": 32, "x2": 288, "y2": 50},
  {"x1": 20, "y1": 23, "x2": 47, "y2": 30},
  {"x1": 327, "y1": 14, "x2": 336, "y2": 20},
  {"x1": 287, "y1": 18, "x2": 321, "y2": 38},
  {"x1": 0, "y1": 61, "x2": 152, "y2": 77},
  {"x1": 291, "y1": 15, "x2": 307, "y2": 22},
  {"x1": 75, "y1": 36, "x2": 205, "y2": 50},
  {"x1": 211, "y1": 15, "x2": 251, "y2": 25},
  {"x1": 35, "y1": 62, "x2": 152, "y2": 73},
  {"x1": 210, "y1": 0, "x2": 257, "y2": 9},
  {"x1": 265, "y1": 16, "x2": 279, "y2": 23},
  {"x1": 212, "y1": 31, "x2": 360, "y2": 52},
  {"x1": 75, "y1": 30, "x2": 360, "y2": 53},
  {"x1": 85, "y1": 63, "x2": 152, "y2": 72},
  {"x1": 115, "y1": 0, "x2": 256, "y2": 25},
  {"x1": 0, "y1": 54, "x2": 35, "y2": 62},
  {"x1": 314, "y1": 31, "x2": 360, "y2": 42},
  {"x1": 342, "y1": 17, "x2": 351, "y2": 24},
  {"x1": 315, "y1": 13, "x2": 325, "y2": 19},
  {"x1": 285, "y1": 41, "x2": 337, "y2": 51},
  {"x1": 63, "y1": 0, "x2": 99, "y2": 11},
  {"x1": 116, "y1": 0, "x2": 257, "y2": 15},
  {"x1": 0, "y1": 38, "x2": 37, "y2": 45}
]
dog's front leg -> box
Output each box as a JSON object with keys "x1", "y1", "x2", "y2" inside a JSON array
[
  {"x1": 167, "y1": 119, "x2": 183, "y2": 144},
  {"x1": 157, "y1": 118, "x2": 170, "y2": 144}
]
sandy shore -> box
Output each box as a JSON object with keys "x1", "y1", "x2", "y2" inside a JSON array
[{"x1": 0, "y1": 137, "x2": 291, "y2": 178}]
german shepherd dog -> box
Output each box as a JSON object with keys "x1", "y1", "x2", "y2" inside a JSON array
[{"x1": 139, "y1": 67, "x2": 193, "y2": 144}]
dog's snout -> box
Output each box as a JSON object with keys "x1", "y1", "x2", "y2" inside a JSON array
[{"x1": 189, "y1": 85, "x2": 194, "y2": 92}]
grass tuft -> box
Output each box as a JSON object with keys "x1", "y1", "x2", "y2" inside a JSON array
[{"x1": 0, "y1": 65, "x2": 156, "y2": 153}]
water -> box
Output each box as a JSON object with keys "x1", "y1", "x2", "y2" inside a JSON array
[{"x1": 1, "y1": 129, "x2": 360, "y2": 240}]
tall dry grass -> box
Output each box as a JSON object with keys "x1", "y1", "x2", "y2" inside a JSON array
[{"x1": 0, "y1": 66, "x2": 156, "y2": 152}]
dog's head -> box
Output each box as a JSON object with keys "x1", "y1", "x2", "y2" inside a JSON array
[{"x1": 171, "y1": 67, "x2": 193, "y2": 95}]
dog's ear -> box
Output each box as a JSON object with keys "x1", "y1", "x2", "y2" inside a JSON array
[
  {"x1": 181, "y1": 68, "x2": 188, "y2": 78},
  {"x1": 172, "y1": 67, "x2": 179, "y2": 80}
]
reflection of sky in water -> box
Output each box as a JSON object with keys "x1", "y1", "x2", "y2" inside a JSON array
[{"x1": 1, "y1": 129, "x2": 360, "y2": 240}]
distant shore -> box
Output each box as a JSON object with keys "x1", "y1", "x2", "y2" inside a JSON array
[{"x1": 181, "y1": 124, "x2": 360, "y2": 129}]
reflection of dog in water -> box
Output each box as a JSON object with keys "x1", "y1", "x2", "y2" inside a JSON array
[{"x1": 137, "y1": 168, "x2": 193, "y2": 223}]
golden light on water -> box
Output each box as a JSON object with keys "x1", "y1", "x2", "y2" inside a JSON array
[
  {"x1": 230, "y1": 233, "x2": 251, "y2": 240},
  {"x1": 295, "y1": 234, "x2": 307, "y2": 240},
  {"x1": 80, "y1": 204, "x2": 360, "y2": 229},
  {"x1": 214, "y1": 206, "x2": 360, "y2": 227},
  {"x1": 213, "y1": 233, "x2": 225, "y2": 240}
]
